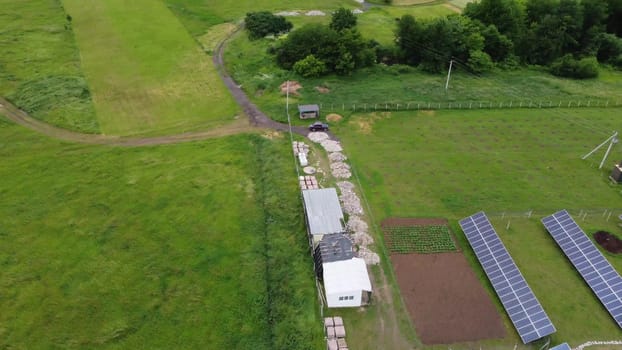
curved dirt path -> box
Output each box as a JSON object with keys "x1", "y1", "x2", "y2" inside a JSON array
[
  {"x1": 0, "y1": 24, "x2": 335, "y2": 146},
  {"x1": 0, "y1": 96, "x2": 254, "y2": 146}
]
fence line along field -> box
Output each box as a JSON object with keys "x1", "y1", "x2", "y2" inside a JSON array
[
  {"x1": 62, "y1": 0, "x2": 239, "y2": 136},
  {"x1": 336, "y1": 107, "x2": 622, "y2": 345}
]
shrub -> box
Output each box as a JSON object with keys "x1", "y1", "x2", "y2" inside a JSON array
[
  {"x1": 293, "y1": 55, "x2": 326, "y2": 78},
  {"x1": 550, "y1": 54, "x2": 599, "y2": 79},
  {"x1": 597, "y1": 33, "x2": 622, "y2": 63},
  {"x1": 330, "y1": 8, "x2": 357, "y2": 32},
  {"x1": 468, "y1": 50, "x2": 494, "y2": 73}
]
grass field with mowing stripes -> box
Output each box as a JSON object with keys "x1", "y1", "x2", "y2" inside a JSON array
[
  {"x1": 62, "y1": 0, "x2": 239, "y2": 136},
  {"x1": 0, "y1": 0, "x2": 99, "y2": 133}
]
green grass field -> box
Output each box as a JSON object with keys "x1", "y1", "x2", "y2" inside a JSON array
[
  {"x1": 0, "y1": 0, "x2": 98, "y2": 133},
  {"x1": 62, "y1": 0, "x2": 239, "y2": 136},
  {"x1": 333, "y1": 108, "x2": 622, "y2": 344},
  {"x1": 0, "y1": 115, "x2": 322, "y2": 348}
]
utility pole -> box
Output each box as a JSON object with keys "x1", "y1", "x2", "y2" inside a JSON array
[
  {"x1": 445, "y1": 59, "x2": 454, "y2": 91},
  {"x1": 582, "y1": 131, "x2": 619, "y2": 169}
]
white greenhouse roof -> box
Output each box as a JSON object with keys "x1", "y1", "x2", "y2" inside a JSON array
[
  {"x1": 302, "y1": 188, "x2": 344, "y2": 236},
  {"x1": 323, "y1": 258, "x2": 372, "y2": 295}
]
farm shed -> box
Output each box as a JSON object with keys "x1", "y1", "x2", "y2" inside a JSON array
[
  {"x1": 323, "y1": 257, "x2": 372, "y2": 308},
  {"x1": 298, "y1": 104, "x2": 320, "y2": 119},
  {"x1": 302, "y1": 188, "x2": 345, "y2": 245},
  {"x1": 313, "y1": 233, "x2": 354, "y2": 278}
]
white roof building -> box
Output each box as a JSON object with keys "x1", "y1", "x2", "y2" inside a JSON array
[{"x1": 323, "y1": 257, "x2": 372, "y2": 308}]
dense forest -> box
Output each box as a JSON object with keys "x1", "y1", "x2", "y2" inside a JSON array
[{"x1": 245, "y1": 0, "x2": 622, "y2": 78}]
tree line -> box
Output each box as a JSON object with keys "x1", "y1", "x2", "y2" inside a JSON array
[{"x1": 245, "y1": 0, "x2": 622, "y2": 79}]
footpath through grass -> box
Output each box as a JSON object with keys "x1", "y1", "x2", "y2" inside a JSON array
[
  {"x1": 62, "y1": 0, "x2": 239, "y2": 136},
  {"x1": 0, "y1": 115, "x2": 322, "y2": 349},
  {"x1": 334, "y1": 108, "x2": 622, "y2": 345},
  {"x1": 0, "y1": 0, "x2": 98, "y2": 133}
]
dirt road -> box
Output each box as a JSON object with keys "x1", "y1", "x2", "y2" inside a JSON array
[{"x1": 0, "y1": 25, "x2": 332, "y2": 146}]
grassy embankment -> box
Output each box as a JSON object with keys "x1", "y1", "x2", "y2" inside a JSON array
[
  {"x1": 61, "y1": 0, "x2": 239, "y2": 136},
  {"x1": 0, "y1": 0, "x2": 98, "y2": 133},
  {"x1": 0, "y1": 115, "x2": 322, "y2": 349}
]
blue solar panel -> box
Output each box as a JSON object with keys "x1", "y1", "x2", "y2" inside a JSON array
[
  {"x1": 542, "y1": 210, "x2": 622, "y2": 328},
  {"x1": 550, "y1": 343, "x2": 571, "y2": 350},
  {"x1": 460, "y1": 212, "x2": 556, "y2": 344}
]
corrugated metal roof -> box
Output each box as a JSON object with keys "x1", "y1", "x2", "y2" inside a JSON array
[
  {"x1": 302, "y1": 188, "x2": 344, "y2": 236},
  {"x1": 315, "y1": 234, "x2": 354, "y2": 263},
  {"x1": 298, "y1": 104, "x2": 320, "y2": 112},
  {"x1": 323, "y1": 258, "x2": 372, "y2": 294}
]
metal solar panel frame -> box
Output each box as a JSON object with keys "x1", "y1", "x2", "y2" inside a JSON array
[
  {"x1": 542, "y1": 210, "x2": 622, "y2": 328},
  {"x1": 460, "y1": 212, "x2": 556, "y2": 344}
]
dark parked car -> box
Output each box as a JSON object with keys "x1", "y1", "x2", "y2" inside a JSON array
[{"x1": 309, "y1": 121, "x2": 329, "y2": 132}]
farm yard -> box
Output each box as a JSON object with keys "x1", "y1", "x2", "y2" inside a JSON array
[{"x1": 2, "y1": 0, "x2": 622, "y2": 349}]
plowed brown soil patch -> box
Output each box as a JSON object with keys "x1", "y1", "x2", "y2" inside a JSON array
[
  {"x1": 391, "y1": 252, "x2": 506, "y2": 344},
  {"x1": 594, "y1": 231, "x2": 622, "y2": 253}
]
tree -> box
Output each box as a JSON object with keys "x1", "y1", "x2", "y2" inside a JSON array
[
  {"x1": 395, "y1": 15, "x2": 424, "y2": 65},
  {"x1": 293, "y1": 55, "x2": 327, "y2": 77},
  {"x1": 275, "y1": 24, "x2": 340, "y2": 69},
  {"x1": 464, "y1": 0, "x2": 524, "y2": 40},
  {"x1": 481, "y1": 24, "x2": 513, "y2": 62},
  {"x1": 245, "y1": 12, "x2": 292, "y2": 40},
  {"x1": 596, "y1": 33, "x2": 622, "y2": 62},
  {"x1": 330, "y1": 8, "x2": 357, "y2": 32}
]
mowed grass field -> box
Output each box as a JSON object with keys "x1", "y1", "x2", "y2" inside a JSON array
[
  {"x1": 0, "y1": 115, "x2": 322, "y2": 349},
  {"x1": 0, "y1": 0, "x2": 98, "y2": 133},
  {"x1": 62, "y1": 0, "x2": 239, "y2": 136},
  {"x1": 334, "y1": 108, "x2": 622, "y2": 345}
]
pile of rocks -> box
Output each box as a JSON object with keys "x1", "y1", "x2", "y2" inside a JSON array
[{"x1": 308, "y1": 133, "x2": 380, "y2": 265}]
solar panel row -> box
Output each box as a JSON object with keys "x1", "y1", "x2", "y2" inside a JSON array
[
  {"x1": 459, "y1": 212, "x2": 556, "y2": 344},
  {"x1": 541, "y1": 210, "x2": 622, "y2": 328}
]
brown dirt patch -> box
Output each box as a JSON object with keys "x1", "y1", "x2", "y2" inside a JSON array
[
  {"x1": 594, "y1": 231, "x2": 622, "y2": 253},
  {"x1": 391, "y1": 252, "x2": 506, "y2": 344},
  {"x1": 326, "y1": 113, "x2": 342, "y2": 122},
  {"x1": 280, "y1": 81, "x2": 302, "y2": 95},
  {"x1": 315, "y1": 86, "x2": 330, "y2": 93}
]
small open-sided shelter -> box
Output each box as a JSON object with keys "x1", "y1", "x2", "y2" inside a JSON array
[
  {"x1": 323, "y1": 257, "x2": 372, "y2": 308},
  {"x1": 302, "y1": 188, "x2": 344, "y2": 245},
  {"x1": 298, "y1": 104, "x2": 320, "y2": 119}
]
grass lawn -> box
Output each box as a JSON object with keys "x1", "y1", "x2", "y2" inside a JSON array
[
  {"x1": 333, "y1": 108, "x2": 622, "y2": 345},
  {"x1": 358, "y1": 5, "x2": 457, "y2": 45},
  {"x1": 62, "y1": 0, "x2": 239, "y2": 136},
  {"x1": 0, "y1": 0, "x2": 98, "y2": 133},
  {"x1": 0, "y1": 116, "x2": 322, "y2": 349}
]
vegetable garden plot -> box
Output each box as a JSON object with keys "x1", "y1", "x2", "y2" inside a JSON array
[{"x1": 382, "y1": 218, "x2": 457, "y2": 254}]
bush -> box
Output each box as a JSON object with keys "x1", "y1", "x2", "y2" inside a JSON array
[
  {"x1": 467, "y1": 50, "x2": 494, "y2": 73},
  {"x1": 245, "y1": 12, "x2": 292, "y2": 40},
  {"x1": 597, "y1": 33, "x2": 622, "y2": 63},
  {"x1": 293, "y1": 55, "x2": 326, "y2": 78},
  {"x1": 550, "y1": 55, "x2": 599, "y2": 79},
  {"x1": 330, "y1": 8, "x2": 357, "y2": 32}
]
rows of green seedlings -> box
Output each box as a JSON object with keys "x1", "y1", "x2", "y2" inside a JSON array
[{"x1": 384, "y1": 225, "x2": 457, "y2": 254}]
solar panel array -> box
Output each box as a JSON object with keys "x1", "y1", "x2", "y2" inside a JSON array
[
  {"x1": 542, "y1": 210, "x2": 622, "y2": 328},
  {"x1": 460, "y1": 212, "x2": 556, "y2": 343}
]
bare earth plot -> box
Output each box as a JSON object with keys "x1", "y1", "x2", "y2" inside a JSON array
[
  {"x1": 62, "y1": 0, "x2": 239, "y2": 136},
  {"x1": 383, "y1": 218, "x2": 505, "y2": 344}
]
